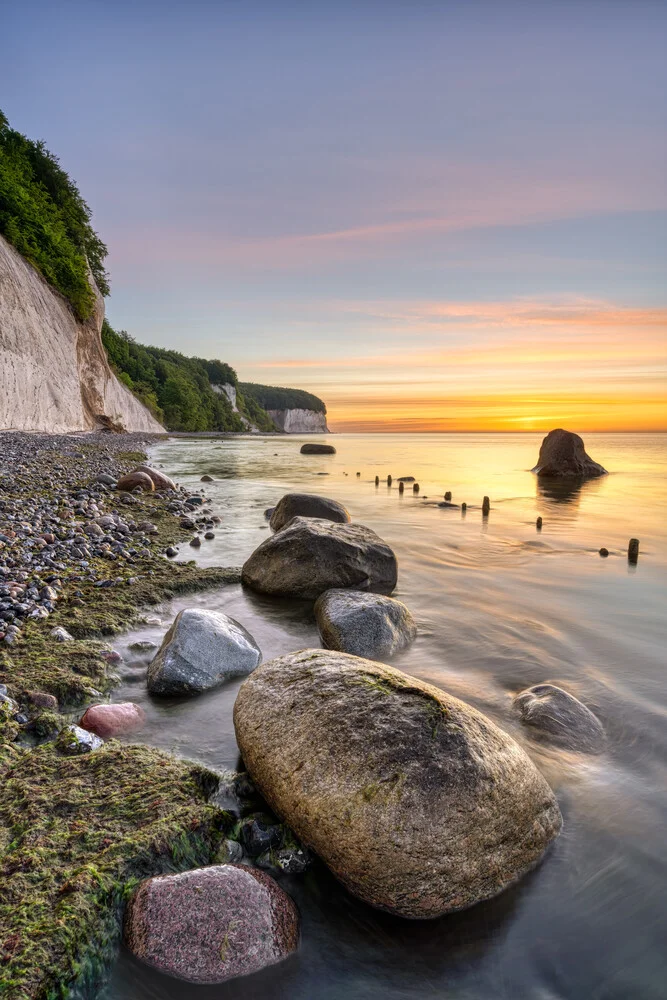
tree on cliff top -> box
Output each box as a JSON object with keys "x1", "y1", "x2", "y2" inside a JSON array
[{"x1": 0, "y1": 108, "x2": 109, "y2": 319}]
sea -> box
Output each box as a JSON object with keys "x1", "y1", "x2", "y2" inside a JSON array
[{"x1": 102, "y1": 432, "x2": 667, "y2": 1000}]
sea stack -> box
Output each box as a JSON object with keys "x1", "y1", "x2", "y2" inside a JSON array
[{"x1": 532, "y1": 429, "x2": 607, "y2": 478}]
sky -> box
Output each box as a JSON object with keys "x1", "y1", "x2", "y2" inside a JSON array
[{"x1": 2, "y1": 1, "x2": 666, "y2": 431}]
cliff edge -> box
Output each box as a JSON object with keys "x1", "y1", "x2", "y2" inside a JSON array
[{"x1": 0, "y1": 234, "x2": 163, "y2": 433}]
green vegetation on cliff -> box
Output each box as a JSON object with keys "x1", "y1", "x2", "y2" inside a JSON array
[
  {"x1": 239, "y1": 382, "x2": 327, "y2": 414},
  {"x1": 0, "y1": 109, "x2": 108, "y2": 320}
]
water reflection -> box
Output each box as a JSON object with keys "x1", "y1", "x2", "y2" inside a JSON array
[{"x1": 536, "y1": 473, "x2": 605, "y2": 506}]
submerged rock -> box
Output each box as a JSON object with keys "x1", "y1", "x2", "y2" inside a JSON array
[
  {"x1": 242, "y1": 517, "x2": 397, "y2": 599},
  {"x1": 234, "y1": 649, "x2": 562, "y2": 918},
  {"x1": 300, "y1": 443, "x2": 336, "y2": 455},
  {"x1": 79, "y1": 702, "x2": 146, "y2": 738},
  {"x1": 315, "y1": 589, "x2": 417, "y2": 658},
  {"x1": 532, "y1": 429, "x2": 607, "y2": 478},
  {"x1": 147, "y1": 608, "x2": 261, "y2": 696},
  {"x1": 124, "y1": 864, "x2": 299, "y2": 984},
  {"x1": 269, "y1": 493, "x2": 350, "y2": 532},
  {"x1": 513, "y1": 683, "x2": 606, "y2": 753}
]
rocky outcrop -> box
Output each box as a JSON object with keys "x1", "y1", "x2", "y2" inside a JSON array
[
  {"x1": 513, "y1": 684, "x2": 606, "y2": 753},
  {"x1": 315, "y1": 589, "x2": 417, "y2": 659},
  {"x1": 269, "y1": 493, "x2": 350, "y2": 532},
  {"x1": 125, "y1": 864, "x2": 300, "y2": 984},
  {"x1": 242, "y1": 517, "x2": 398, "y2": 599},
  {"x1": 0, "y1": 234, "x2": 163, "y2": 433},
  {"x1": 234, "y1": 649, "x2": 563, "y2": 918},
  {"x1": 532, "y1": 429, "x2": 607, "y2": 478},
  {"x1": 267, "y1": 408, "x2": 328, "y2": 433}
]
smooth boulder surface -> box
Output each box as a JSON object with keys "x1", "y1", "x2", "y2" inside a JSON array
[
  {"x1": 315, "y1": 589, "x2": 417, "y2": 658},
  {"x1": 300, "y1": 443, "x2": 336, "y2": 455},
  {"x1": 234, "y1": 649, "x2": 562, "y2": 918},
  {"x1": 125, "y1": 864, "x2": 299, "y2": 984},
  {"x1": 269, "y1": 493, "x2": 350, "y2": 532},
  {"x1": 532, "y1": 429, "x2": 607, "y2": 478},
  {"x1": 147, "y1": 609, "x2": 261, "y2": 696},
  {"x1": 79, "y1": 702, "x2": 146, "y2": 738},
  {"x1": 116, "y1": 471, "x2": 154, "y2": 492},
  {"x1": 134, "y1": 465, "x2": 176, "y2": 490},
  {"x1": 242, "y1": 517, "x2": 397, "y2": 599},
  {"x1": 513, "y1": 684, "x2": 606, "y2": 753}
]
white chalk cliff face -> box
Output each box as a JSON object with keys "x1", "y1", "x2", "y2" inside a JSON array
[
  {"x1": 211, "y1": 383, "x2": 238, "y2": 411},
  {"x1": 267, "y1": 408, "x2": 329, "y2": 433},
  {"x1": 0, "y1": 235, "x2": 164, "y2": 433}
]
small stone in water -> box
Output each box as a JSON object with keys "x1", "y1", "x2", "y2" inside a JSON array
[
  {"x1": 599, "y1": 547, "x2": 609, "y2": 557},
  {"x1": 444, "y1": 491, "x2": 452, "y2": 501},
  {"x1": 204, "y1": 531, "x2": 215, "y2": 540},
  {"x1": 189, "y1": 536, "x2": 201, "y2": 548}
]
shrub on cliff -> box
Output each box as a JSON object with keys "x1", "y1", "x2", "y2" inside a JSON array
[{"x1": 239, "y1": 382, "x2": 326, "y2": 414}]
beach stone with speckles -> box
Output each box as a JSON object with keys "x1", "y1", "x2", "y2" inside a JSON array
[
  {"x1": 513, "y1": 683, "x2": 606, "y2": 753},
  {"x1": 242, "y1": 517, "x2": 397, "y2": 599},
  {"x1": 532, "y1": 428, "x2": 607, "y2": 478},
  {"x1": 147, "y1": 608, "x2": 261, "y2": 696},
  {"x1": 315, "y1": 589, "x2": 417, "y2": 659},
  {"x1": 234, "y1": 649, "x2": 562, "y2": 918},
  {"x1": 269, "y1": 493, "x2": 350, "y2": 532},
  {"x1": 124, "y1": 864, "x2": 299, "y2": 984},
  {"x1": 79, "y1": 701, "x2": 146, "y2": 738}
]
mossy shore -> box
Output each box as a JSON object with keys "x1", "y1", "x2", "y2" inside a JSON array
[{"x1": 0, "y1": 433, "x2": 239, "y2": 999}]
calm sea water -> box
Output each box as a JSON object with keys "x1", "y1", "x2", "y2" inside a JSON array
[{"x1": 104, "y1": 433, "x2": 667, "y2": 1000}]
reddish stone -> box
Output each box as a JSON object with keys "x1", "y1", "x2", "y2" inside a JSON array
[
  {"x1": 79, "y1": 702, "x2": 145, "y2": 738},
  {"x1": 134, "y1": 465, "x2": 176, "y2": 491},
  {"x1": 124, "y1": 864, "x2": 299, "y2": 984},
  {"x1": 116, "y1": 472, "x2": 154, "y2": 493}
]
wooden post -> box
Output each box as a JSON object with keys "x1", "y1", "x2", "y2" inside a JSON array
[
  {"x1": 413, "y1": 483, "x2": 419, "y2": 493},
  {"x1": 444, "y1": 491, "x2": 452, "y2": 501},
  {"x1": 628, "y1": 538, "x2": 639, "y2": 563},
  {"x1": 398, "y1": 481, "x2": 404, "y2": 493},
  {"x1": 461, "y1": 502, "x2": 467, "y2": 513},
  {"x1": 536, "y1": 516, "x2": 542, "y2": 530},
  {"x1": 482, "y1": 496, "x2": 490, "y2": 515},
  {"x1": 375, "y1": 476, "x2": 379, "y2": 486},
  {"x1": 387, "y1": 475, "x2": 392, "y2": 486}
]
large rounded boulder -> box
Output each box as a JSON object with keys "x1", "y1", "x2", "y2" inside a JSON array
[
  {"x1": 532, "y1": 429, "x2": 607, "y2": 478},
  {"x1": 315, "y1": 589, "x2": 416, "y2": 659},
  {"x1": 125, "y1": 864, "x2": 299, "y2": 984},
  {"x1": 300, "y1": 443, "x2": 336, "y2": 454},
  {"x1": 234, "y1": 649, "x2": 562, "y2": 918},
  {"x1": 147, "y1": 609, "x2": 261, "y2": 696},
  {"x1": 116, "y1": 471, "x2": 154, "y2": 492},
  {"x1": 270, "y1": 493, "x2": 350, "y2": 532},
  {"x1": 241, "y1": 517, "x2": 397, "y2": 599},
  {"x1": 513, "y1": 683, "x2": 606, "y2": 753},
  {"x1": 134, "y1": 465, "x2": 176, "y2": 491}
]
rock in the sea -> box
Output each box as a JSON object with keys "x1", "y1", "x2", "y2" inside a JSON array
[
  {"x1": 201, "y1": 474, "x2": 214, "y2": 482},
  {"x1": 242, "y1": 517, "x2": 397, "y2": 599},
  {"x1": 134, "y1": 465, "x2": 176, "y2": 491},
  {"x1": 116, "y1": 471, "x2": 155, "y2": 493},
  {"x1": 512, "y1": 683, "x2": 606, "y2": 753},
  {"x1": 269, "y1": 493, "x2": 351, "y2": 532},
  {"x1": 315, "y1": 589, "x2": 417, "y2": 659},
  {"x1": 56, "y1": 724, "x2": 104, "y2": 755},
  {"x1": 147, "y1": 609, "x2": 262, "y2": 696},
  {"x1": 79, "y1": 702, "x2": 146, "y2": 738},
  {"x1": 532, "y1": 429, "x2": 607, "y2": 478},
  {"x1": 300, "y1": 443, "x2": 336, "y2": 455},
  {"x1": 234, "y1": 649, "x2": 562, "y2": 918},
  {"x1": 124, "y1": 864, "x2": 299, "y2": 984}
]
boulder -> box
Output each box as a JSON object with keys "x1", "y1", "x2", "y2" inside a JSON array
[
  {"x1": 234, "y1": 649, "x2": 562, "y2": 918},
  {"x1": 512, "y1": 684, "x2": 606, "y2": 753},
  {"x1": 147, "y1": 609, "x2": 261, "y2": 696},
  {"x1": 532, "y1": 429, "x2": 607, "y2": 478},
  {"x1": 242, "y1": 517, "x2": 397, "y2": 599},
  {"x1": 134, "y1": 465, "x2": 176, "y2": 490},
  {"x1": 315, "y1": 589, "x2": 417, "y2": 659},
  {"x1": 269, "y1": 493, "x2": 350, "y2": 532},
  {"x1": 79, "y1": 702, "x2": 146, "y2": 738},
  {"x1": 124, "y1": 864, "x2": 299, "y2": 984},
  {"x1": 116, "y1": 471, "x2": 155, "y2": 493},
  {"x1": 300, "y1": 443, "x2": 336, "y2": 455}
]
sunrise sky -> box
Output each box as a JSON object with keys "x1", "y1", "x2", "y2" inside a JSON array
[{"x1": 3, "y1": 1, "x2": 666, "y2": 431}]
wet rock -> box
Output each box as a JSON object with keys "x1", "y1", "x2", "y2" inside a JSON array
[
  {"x1": 204, "y1": 532, "x2": 215, "y2": 540},
  {"x1": 599, "y1": 547, "x2": 609, "y2": 557},
  {"x1": 512, "y1": 684, "x2": 606, "y2": 753},
  {"x1": 269, "y1": 493, "x2": 351, "y2": 532},
  {"x1": 165, "y1": 546, "x2": 178, "y2": 558},
  {"x1": 234, "y1": 649, "x2": 562, "y2": 918},
  {"x1": 532, "y1": 429, "x2": 607, "y2": 478},
  {"x1": 79, "y1": 702, "x2": 146, "y2": 738},
  {"x1": 147, "y1": 608, "x2": 262, "y2": 696},
  {"x1": 256, "y1": 846, "x2": 313, "y2": 876},
  {"x1": 397, "y1": 476, "x2": 415, "y2": 482},
  {"x1": 242, "y1": 517, "x2": 397, "y2": 599},
  {"x1": 56, "y1": 724, "x2": 104, "y2": 755},
  {"x1": 300, "y1": 443, "x2": 336, "y2": 455},
  {"x1": 189, "y1": 536, "x2": 201, "y2": 548},
  {"x1": 134, "y1": 465, "x2": 176, "y2": 491},
  {"x1": 201, "y1": 475, "x2": 214, "y2": 482},
  {"x1": 218, "y1": 839, "x2": 244, "y2": 863},
  {"x1": 124, "y1": 864, "x2": 299, "y2": 984},
  {"x1": 116, "y1": 471, "x2": 155, "y2": 493},
  {"x1": 130, "y1": 640, "x2": 157, "y2": 652},
  {"x1": 315, "y1": 589, "x2": 417, "y2": 659},
  {"x1": 240, "y1": 815, "x2": 284, "y2": 856}
]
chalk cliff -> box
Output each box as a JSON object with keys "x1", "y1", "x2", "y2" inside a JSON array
[
  {"x1": 0, "y1": 235, "x2": 163, "y2": 433},
  {"x1": 267, "y1": 408, "x2": 329, "y2": 433}
]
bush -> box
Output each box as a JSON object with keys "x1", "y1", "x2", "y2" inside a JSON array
[{"x1": 238, "y1": 382, "x2": 326, "y2": 414}]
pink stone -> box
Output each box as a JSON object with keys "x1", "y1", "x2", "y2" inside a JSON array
[
  {"x1": 124, "y1": 864, "x2": 299, "y2": 984},
  {"x1": 79, "y1": 702, "x2": 145, "y2": 738}
]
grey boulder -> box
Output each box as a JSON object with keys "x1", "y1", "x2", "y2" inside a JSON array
[
  {"x1": 234, "y1": 649, "x2": 563, "y2": 918},
  {"x1": 147, "y1": 609, "x2": 261, "y2": 696},
  {"x1": 315, "y1": 589, "x2": 416, "y2": 659},
  {"x1": 532, "y1": 429, "x2": 607, "y2": 478},
  {"x1": 242, "y1": 517, "x2": 397, "y2": 599},
  {"x1": 269, "y1": 493, "x2": 350, "y2": 532},
  {"x1": 513, "y1": 683, "x2": 606, "y2": 753}
]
